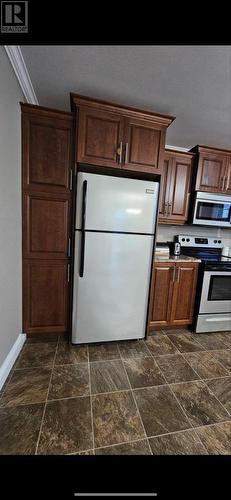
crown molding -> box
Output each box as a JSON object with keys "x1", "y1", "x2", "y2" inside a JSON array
[
  {"x1": 4, "y1": 45, "x2": 38, "y2": 105},
  {"x1": 165, "y1": 144, "x2": 190, "y2": 152}
]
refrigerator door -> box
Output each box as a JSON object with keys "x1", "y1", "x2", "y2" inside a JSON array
[
  {"x1": 72, "y1": 231, "x2": 154, "y2": 344},
  {"x1": 76, "y1": 172, "x2": 159, "y2": 234}
]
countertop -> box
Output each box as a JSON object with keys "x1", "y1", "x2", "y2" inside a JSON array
[{"x1": 155, "y1": 254, "x2": 201, "y2": 263}]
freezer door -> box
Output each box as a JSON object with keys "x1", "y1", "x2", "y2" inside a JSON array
[
  {"x1": 72, "y1": 232, "x2": 154, "y2": 344},
  {"x1": 76, "y1": 172, "x2": 159, "y2": 234}
]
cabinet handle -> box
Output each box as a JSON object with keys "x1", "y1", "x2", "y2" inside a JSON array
[
  {"x1": 117, "y1": 141, "x2": 123, "y2": 164},
  {"x1": 167, "y1": 203, "x2": 172, "y2": 216},
  {"x1": 67, "y1": 237, "x2": 71, "y2": 257},
  {"x1": 124, "y1": 142, "x2": 129, "y2": 164},
  {"x1": 222, "y1": 176, "x2": 226, "y2": 191},
  {"x1": 164, "y1": 203, "x2": 168, "y2": 217},
  {"x1": 176, "y1": 267, "x2": 180, "y2": 282},
  {"x1": 69, "y1": 169, "x2": 73, "y2": 190},
  {"x1": 226, "y1": 169, "x2": 230, "y2": 190},
  {"x1": 220, "y1": 176, "x2": 224, "y2": 190},
  {"x1": 172, "y1": 266, "x2": 176, "y2": 282},
  {"x1": 67, "y1": 264, "x2": 70, "y2": 283}
]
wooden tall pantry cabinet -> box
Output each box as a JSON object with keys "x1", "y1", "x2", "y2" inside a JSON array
[{"x1": 21, "y1": 104, "x2": 74, "y2": 336}]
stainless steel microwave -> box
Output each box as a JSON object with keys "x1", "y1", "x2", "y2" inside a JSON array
[{"x1": 192, "y1": 192, "x2": 231, "y2": 227}]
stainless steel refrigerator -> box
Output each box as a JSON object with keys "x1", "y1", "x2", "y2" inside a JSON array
[{"x1": 72, "y1": 172, "x2": 159, "y2": 344}]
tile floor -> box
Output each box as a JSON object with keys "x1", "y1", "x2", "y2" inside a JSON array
[{"x1": 0, "y1": 329, "x2": 230, "y2": 455}]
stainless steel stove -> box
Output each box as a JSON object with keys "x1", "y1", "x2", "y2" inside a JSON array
[{"x1": 176, "y1": 235, "x2": 231, "y2": 333}]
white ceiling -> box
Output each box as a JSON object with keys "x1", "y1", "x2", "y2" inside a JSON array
[{"x1": 21, "y1": 45, "x2": 231, "y2": 149}]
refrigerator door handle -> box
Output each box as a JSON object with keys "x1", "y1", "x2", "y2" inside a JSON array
[
  {"x1": 81, "y1": 180, "x2": 87, "y2": 231},
  {"x1": 79, "y1": 180, "x2": 87, "y2": 277},
  {"x1": 79, "y1": 231, "x2": 85, "y2": 277}
]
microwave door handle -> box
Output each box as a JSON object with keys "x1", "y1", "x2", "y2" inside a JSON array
[{"x1": 79, "y1": 180, "x2": 87, "y2": 277}]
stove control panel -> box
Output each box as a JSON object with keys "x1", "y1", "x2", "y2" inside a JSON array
[{"x1": 176, "y1": 235, "x2": 223, "y2": 248}]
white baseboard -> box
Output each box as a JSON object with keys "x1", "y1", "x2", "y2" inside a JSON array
[{"x1": 0, "y1": 333, "x2": 26, "y2": 390}]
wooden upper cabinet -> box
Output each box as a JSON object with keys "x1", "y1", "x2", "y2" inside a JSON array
[
  {"x1": 197, "y1": 153, "x2": 226, "y2": 192},
  {"x1": 190, "y1": 145, "x2": 231, "y2": 194},
  {"x1": 225, "y1": 160, "x2": 231, "y2": 193},
  {"x1": 71, "y1": 94, "x2": 175, "y2": 174},
  {"x1": 77, "y1": 107, "x2": 124, "y2": 168},
  {"x1": 158, "y1": 156, "x2": 172, "y2": 218},
  {"x1": 158, "y1": 150, "x2": 194, "y2": 224},
  {"x1": 22, "y1": 104, "x2": 74, "y2": 193},
  {"x1": 122, "y1": 118, "x2": 165, "y2": 173}
]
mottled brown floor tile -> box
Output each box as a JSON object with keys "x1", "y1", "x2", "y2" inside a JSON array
[
  {"x1": 0, "y1": 368, "x2": 51, "y2": 407},
  {"x1": 27, "y1": 334, "x2": 58, "y2": 344},
  {"x1": 196, "y1": 421, "x2": 231, "y2": 455},
  {"x1": 145, "y1": 334, "x2": 179, "y2": 356},
  {"x1": 118, "y1": 340, "x2": 151, "y2": 359},
  {"x1": 134, "y1": 385, "x2": 190, "y2": 437},
  {"x1": 148, "y1": 330, "x2": 165, "y2": 336},
  {"x1": 210, "y1": 350, "x2": 231, "y2": 373},
  {"x1": 166, "y1": 332, "x2": 206, "y2": 353},
  {"x1": 0, "y1": 403, "x2": 44, "y2": 454},
  {"x1": 92, "y1": 391, "x2": 144, "y2": 447},
  {"x1": 206, "y1": 377, "x2": 231, "y2": 414},
  {"x1": 171, "y1": 381, "x2": 229, "y2": 427},
  {"x1": 214, "y1": 333, "x2": 231, "y2": 348},
  {"x1": 55, "y1": 341, "x2": 88, "y2": 365},
  {"x1": 88, "y1": 343, "x2": 120, "y2": 362},
  {"x1": 162, "y1": 329, "x2": 189, "y2": 335},
  {"x1": 123, "y1": 357, "x2": 165, "y2": 389},
  {"x1": 37, "y1": 397, "x2": 92, "y2": 454},
  {"x1": 184, "y1": 352, "x2": 229, "y2": 379},
  {"x1": 90, "y1": 360, "x2": 129, "y2": 394},
  {"x1": 0, "y1": 368, "x2": 15, "y2": 396},
  {"x1": 149, "y1": 429, "x2": 207, "y2": 455},
  {"x1": 74, "y1": 449, "x2": 95, "y2": 455},
  {"x1": 95, "y1": 439, "x2": 151, "y2": 455},
  {"x1": 192, "y1": 333, "x2": 228, "y2": 351},
  {"x1": 16, "y1": 343, "x2": 56, "y2": 369},
  {"x1": 48, "y1": 364, "x2": 90, "y2": 400},
  {"x1": 155, "y1": 354, "x2": 200, "y2": 383}
]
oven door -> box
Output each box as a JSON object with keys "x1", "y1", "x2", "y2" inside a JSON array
[
  {"x1": 200, "y1": 271, "x2": 231, "y2": 313},
  {"x1": 193, "y1": 196, "x2": 231, "y2": 227}
]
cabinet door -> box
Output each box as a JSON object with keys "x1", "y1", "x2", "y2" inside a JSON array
[
  {"x1": 123, "y1": 118, "x2": 165, "y2": 174},
  {"x1": 158, "y1": 156, "x2": 172, "y2": 220},
  {"x1": 23, "y1": 192, "x2": 71, "y2": 259},
  {"x1": 196, "y1": 153, "x2": 227, "y2": 193},
  {"x1": 77, "y1": 107, "x2": 124, "y2": 168},
  {"x1": 223, "y1": 159, "x2": 231, "y2": 194},
  {"x1": 168, "y1": 157, "x2": 192, "y2": 223},
  {"x1": 24, "y1": 261, "x2": 69, "y2": 334},
  {"x1": 149, "y1": 263, "x2": 175, "y2": 330},
  {"x1": 171, "y1": 263, "x2": 198, "y2": 325},
  {"x1": 22, "y1": 114, "x2": 73, "y2": 193}
]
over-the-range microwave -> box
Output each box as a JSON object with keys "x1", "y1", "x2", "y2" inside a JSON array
[{"x1": 192, "y1": 191, "x2": 231, "y2": 227}]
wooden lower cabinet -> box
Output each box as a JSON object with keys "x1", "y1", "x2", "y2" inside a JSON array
[
  {"x1": 23, "y1": 260, "x2": 70, "y2": 334},
  {"x1": 149, "y1": 261, "x2": 199, "y2": 330}
]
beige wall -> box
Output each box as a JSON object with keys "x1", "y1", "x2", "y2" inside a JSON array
[{"x1": 0, "y1": 47, "x2": 24, "y2": 365}]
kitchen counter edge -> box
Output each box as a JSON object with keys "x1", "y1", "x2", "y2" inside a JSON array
[{"x1": 154, "y1": 255, "x2": 201, "y2": 263}]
